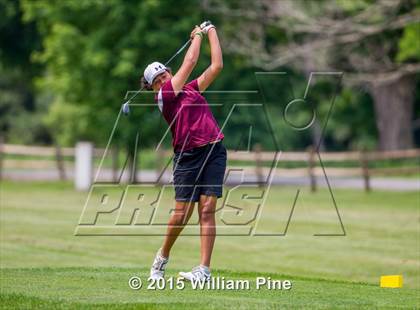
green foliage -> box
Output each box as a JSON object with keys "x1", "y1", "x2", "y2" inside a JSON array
[
  {"x1": 43, "y1": 100, "x2": 90, "y2": 145},
  {"x1": 20, "y1": 0, "x2": 206, "y2": 150},
  {"x1": 336, "y1": 0, "x2": 373, "y2": 12},
  {"x1": 326, "y1": 88, "x2": 377, "y2": 150},
  {"x1": 0, "y1": 0, "x2": 45, "y2": 143},
  {"x1": 1, "y1": 0, "x2": 416, "y2": 151},
  {"x1": 396, "y1": 23, "x2": 420, "y2": 63}
]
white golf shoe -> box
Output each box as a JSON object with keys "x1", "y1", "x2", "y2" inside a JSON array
[
  {"x1": 149, "y1": 248, "x2": 168, "y2": 280},
  {"x1": 178, "y1": 265, "x2": 211, "y2": 282}
]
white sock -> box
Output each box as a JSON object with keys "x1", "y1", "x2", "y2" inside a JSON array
[{"x1": 158, "y1": 248, "x2": 168, "y2": 260}]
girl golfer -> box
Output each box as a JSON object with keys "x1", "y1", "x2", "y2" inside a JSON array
[{"x1": 142, "y1": 22, "x2": 226, "y2": 282}]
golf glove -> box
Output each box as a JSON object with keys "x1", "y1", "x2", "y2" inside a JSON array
[{"x1": 200, "y1": 21, "x2": 215, "y2": 34}]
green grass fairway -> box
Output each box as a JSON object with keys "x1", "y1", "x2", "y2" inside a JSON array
[
  {"x1": 1, "y1": 181, "x2": 419, "y2": 309},
  {"x1": 1, "y1": 268, "x2": 418, "y2": 309}
]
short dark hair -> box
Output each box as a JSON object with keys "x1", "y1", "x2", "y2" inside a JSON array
[{"x1": 140, "y1": 76, "x2": 152, "y2": 90}]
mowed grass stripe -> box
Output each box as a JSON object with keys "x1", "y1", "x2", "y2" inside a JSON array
[
  {"x1": 0, "y1": 293, "x2": 201, "y2": 310},
  {"x1": 1, "y1": 267, "x2": 418, "y2": 309},
  {"x1": 1, "y1": 181, "x2": 419, "y2": 308}
]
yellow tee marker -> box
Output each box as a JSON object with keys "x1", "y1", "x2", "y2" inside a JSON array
[{"x1": 380, "y1": 275, "x2": 403, "y2": 288}]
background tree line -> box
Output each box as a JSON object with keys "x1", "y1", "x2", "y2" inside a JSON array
[{"x1": 1, "y1": 0, "x2": 419, "y2": 153}]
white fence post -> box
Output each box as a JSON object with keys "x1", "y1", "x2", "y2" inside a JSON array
[{"x1": 75, "y1": 141, "x2": 93, "y2": 191}]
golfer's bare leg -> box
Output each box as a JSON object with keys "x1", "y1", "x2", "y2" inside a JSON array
[
  {"x1": 198, "y1": 195, "x2": 217, "y2": 268},
  {"x1": 161, "y1": 201, "x2": 195, "y2": 258}
]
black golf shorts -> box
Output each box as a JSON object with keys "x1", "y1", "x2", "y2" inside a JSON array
[{"x1": 173, "y1": 141, "x2": 227, "y2": 202}]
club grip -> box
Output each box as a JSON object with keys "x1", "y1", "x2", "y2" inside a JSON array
[{"x1": 200, "y1": 20, "x2": 212, "y2": 29}]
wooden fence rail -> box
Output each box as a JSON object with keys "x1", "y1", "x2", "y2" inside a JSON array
[
  {"x1": 2, "y1": 144, "x2": 105, "y2": 157},
  {"x1": 1, "y1": 142, "x2": 419, "y2": 191}
]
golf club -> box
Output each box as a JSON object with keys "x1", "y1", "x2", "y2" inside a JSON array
[{"x1": 122, "y1": 21, "x2": 212, "y2": 115}]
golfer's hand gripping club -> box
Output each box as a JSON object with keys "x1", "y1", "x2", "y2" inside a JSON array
[
  {"x1": 199, "y1": 20, "x2": 214, "y2": 34},
  {"x1": 122, "y1": 20, "x2": 213, "y2": 115}
]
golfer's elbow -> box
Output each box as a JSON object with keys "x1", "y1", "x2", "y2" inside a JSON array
[
  {"x1": 210, "y1": 62, "x2": 223, "y2": 74},
  {"x1": 214, "y1": 60, "x2": 223, "y2": 71},
  {"x1": 211, "y1": 53, "x2": 223, "y2": 73}
]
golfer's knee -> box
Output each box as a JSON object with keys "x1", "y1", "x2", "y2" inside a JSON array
[
  {"x1": 199, "y1": 209, "x2": 215, "y2": 224},
  {"x1": 199, "y1": 197, "x2": 216, "y2": 224},
  {"x1": 200, "y1": 203, "x2": 215, "y2": 224},
  {"x1": 170, "y1": 213, "x2": 187, "y2": 226}
]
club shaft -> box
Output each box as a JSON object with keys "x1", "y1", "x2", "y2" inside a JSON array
[
  {"x1": 125, "y1": 38, "x2": 192, "y2": 104},
  {"x1": 164, "y1": 38, "x2": 192, "y2": 66}
]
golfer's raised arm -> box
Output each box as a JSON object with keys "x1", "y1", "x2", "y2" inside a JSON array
[
  {"x1": 171, "y1": 26, "x2": 202, "y2": 95},
  {"x1": 197, "y1": 26, "x2": 223, "y2": 92}
]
